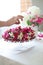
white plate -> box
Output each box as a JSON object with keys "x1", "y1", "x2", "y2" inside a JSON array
[{"x1": 0, "y1": 39, "x2": 35, "y2": 54}]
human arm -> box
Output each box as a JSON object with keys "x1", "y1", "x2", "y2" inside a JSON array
[{"x1": 0, "y1": 15, "x2": 24, "y2": 27}]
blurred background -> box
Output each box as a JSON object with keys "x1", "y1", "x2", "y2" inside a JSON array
[
  {"x1": 0, "y1": 0, "x2": 43, "y2": 21},
  {"x1": 0, "y1": 0, "x2": 20, "y2": 20}
]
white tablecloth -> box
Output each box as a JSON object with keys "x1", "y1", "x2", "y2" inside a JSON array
[
  {"x1": 0, "y1": 38, "x2": 43, "y2": 65},
  {"x1": 0, "y1": 25, "x2": 43, "y2": 65}
]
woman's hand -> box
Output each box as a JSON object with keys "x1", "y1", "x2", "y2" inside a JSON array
[
  {"x1": 14, "y1": 15, "x2": 24, "y2": 24},
  {"x1": 7, "y1": 15, "x2": 24, "y2": 26}
]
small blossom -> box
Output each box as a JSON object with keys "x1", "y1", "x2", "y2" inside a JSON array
[
  {"x1": 18, "y1": 32, "x2": 23, "y2": 40},
  {"x1": 9, "y1": 32, "x2": 14, "y2": 38},
  {"x1": 2, "y1": 26, "x2": 35, "y2": 42}
]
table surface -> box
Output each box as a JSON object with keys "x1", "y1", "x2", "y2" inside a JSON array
[
  {"x1": 0, "y1": 24, "x2": 43, "y2": 65},
  {"x1": 0, "y1": 38, "x2": 43, "y2": 65}
]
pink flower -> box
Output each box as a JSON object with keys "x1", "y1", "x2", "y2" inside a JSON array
[
  {"x1": 2, "y1": 26, "x2": 35, "y2": 42},
  {"x1": 11, "y1": 28, "x2": 15, "y2": 33},
  {"x1": 30, "y1": 17, "x2": 43, "y2": 25},
  {"x1": 30, "y1": 18, "x2": 38, "y2": 22},
  {"x1": 36, "y1": 17, "x2": 43, "y2": 24},
  {"x1": 2, "y1": 32, "x2": 10, "y2": 39},
  {"x1": 38, "y1": 34, "x2": 43, "y2": 37},
  {"x1": 26, "y1": 12, "x2": 31, "y2": 15}
]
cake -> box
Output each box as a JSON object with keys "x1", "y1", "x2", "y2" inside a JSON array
[{"x1": 2, "y1": 26, "x2": 35, "y2": 42}]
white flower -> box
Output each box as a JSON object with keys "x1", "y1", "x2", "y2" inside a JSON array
[
  {"x1": 27, "y1": 6, "x2": 41, "y2": 17},
  {"x1": 18, "y1": 32, "x2": 23, "y2": 40},
  {"x1": 9, "y1": 32, "x2": 14, "y2": 37}
]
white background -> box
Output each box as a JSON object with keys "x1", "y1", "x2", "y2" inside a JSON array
[{"x1": 0, "y1": 0, "x2": 20, "y2": 21}]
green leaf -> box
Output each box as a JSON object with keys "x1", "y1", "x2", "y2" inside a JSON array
[{"x1": 27, "y1": 20, "x2": 32, "y2": 25}]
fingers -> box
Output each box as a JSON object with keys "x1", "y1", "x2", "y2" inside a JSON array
[
  {"x1": 15, "y1": 15, "x2": 24, "y2": 24},
  {"x1": 12, "y1": 15, "x2": 24, "y2": 24},
  {"x1": 17, "y1": 15, "x2": 24, "y2": 21},
  {"x1": 21, "y1": 18, "x2": 23, "y2": 21},
  {"x1": 17, "y1": 15, "x2": 24, "y2": 18},
  {"x1": 15, "y1": 19, "x2": 20, "y2": 24},
  {"x1": 15, "y1": 21, "x2": 20, "y2": 24}
]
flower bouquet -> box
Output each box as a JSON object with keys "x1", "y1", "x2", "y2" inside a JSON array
[
  {"x1": 2, "y1": 26, "x2": 35, "y2": 42},
  {"x1": 26, "y1": 15, "x2": 43, "y2": 27},
  {"x1": 23, "y1": 6, "x2": 43, "y2": 28}
]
